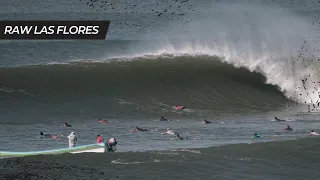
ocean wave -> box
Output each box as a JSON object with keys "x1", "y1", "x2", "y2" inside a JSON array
[{"x1": 0, "y1": 55, "x2": 291, "y2": 114}]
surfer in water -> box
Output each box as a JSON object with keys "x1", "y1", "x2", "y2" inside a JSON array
[
  {"x1": 274, "y1": 117, "x2": 286, "y2": 121},
  {"x1": 162, "y1": 128, "x2": 175, "y2": 135},
  {"x1": 176, "y1": 133, "x2": 185, "y2": 140},
  {"x1": 173, "y1": 105, "x2": 185, "y2": 110},
  {"x1": 96, "y1": 135, "x2": 104, "y2": 143},
  {"x1": 67, "y1": 132, "x2": 77, "y2": 147},
  {"x1": 306, "y1": 130, "x2": 320, "y2": 136},
  {"x1": 40, "y1": 132, "x2": 62, "y2": 139},
  {"x1": 284, "y1": 125, "x2": 293, "y2": 131},
  {"x1": 64, "y1": 122, "x2": 72, "y2": 127},
  {"x1": 135, "y1": 126, "x2": 148, "y2": 132},
  {"x1": 160, "y1": 116, "x2": 169, "y2": 121},
  {"x1": 98, "y1": 118, "x2": 108, "y2": 123},
  {"x1": 252, "y1": 133, "x2": 262, "y2": 138},
  {"x1": 175, "y1": 133, "x2": 200, "y2": 140},
  {"x1": 202, "y1": 119, "x2": 211, "y2": 124}
]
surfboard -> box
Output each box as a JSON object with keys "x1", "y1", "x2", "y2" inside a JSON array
[
  {"x1": 161, "y1": 131, "x2": 175, "y2": 135},
  {"x1": 251, "y1": 135, "x2": 263, "y2": 138},
  {"x1": 0, "y1": 143, "x2": 106, "y2": 158}
]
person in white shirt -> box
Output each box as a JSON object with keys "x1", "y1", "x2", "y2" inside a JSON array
[
  {"x1": 307, "y1": 130, "x2": 319, "y2": 136},
  {"x1": 67, "y1": 132, "x2": 77, "y2": 147},
  {"x1": 107, "y1": 137, "x2": 117, "y2": 152}
]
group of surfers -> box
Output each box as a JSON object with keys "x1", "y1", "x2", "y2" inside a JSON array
[
  {"x1": 133, "y1": 116, "x2": 319, "y2": 139},
  {"x1": 251, "y1": 116, "x2": 320, "y2": 138},
  {"x1": 39, "y1": 106, "x2": 319, "y2": 151}
]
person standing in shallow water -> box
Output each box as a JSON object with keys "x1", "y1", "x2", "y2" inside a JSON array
[
  {"x1": 67, "y1": 132, "x2": 77, "y2": 147},
  {"x1": 96, "y1": 135, "x2": 104, "y2": 143}
]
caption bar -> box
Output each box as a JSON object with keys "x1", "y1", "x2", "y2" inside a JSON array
[{"x1": 0, "y1": 21, "x2": 110, "y2": 40}]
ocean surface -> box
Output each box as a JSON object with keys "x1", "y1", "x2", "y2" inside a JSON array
[{"x1": 0, "y1": 0, "x2": 320, "y2": 179}]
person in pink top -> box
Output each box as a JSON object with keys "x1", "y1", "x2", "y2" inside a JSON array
[
  {"x1": 96, "y1": 135, "x2": 104, "y2": 143},
  {"x1": 173, "y1": 105, "x2": 185, "y2": 110}
]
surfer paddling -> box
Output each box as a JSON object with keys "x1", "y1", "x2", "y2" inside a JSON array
[
  {"x1": 130, "y1": 126, "x2": 148, "y2": 132},
  {"x1": 274, "y1": 117, "x2": 286, "y2": 122},
  {"x1": 153, "y1": 116, "x2": 169, "y2": 121},
  {"x1": 98, "y1": 118, "x2": 108, "y2": 123},
  {"x1": 306, "y1": 130, "x2": 320, "y2": 136},
  {"x1": 160, "y1": 116, "x2": 169, "y2": 121},
  {"x1": 284, "y1": 125, "x2": 293, "y2": 131},
  {"x1": 251, "y1": 133, "x2": 262, "y2": 138},
  {"x1": 173, "y1": 105, "x2": 185, "y2": 110},
  {"x1": 202, "y1": 120, "x2": 211, "y2": 124},
  {"x1": 161, "y1": 128, "x2": 175, "y2": 135},
  {"x1": 64, "y1": 122, "x2": 72, "y2": 127},
  {"x1": 40, "y1": 132, "x2": 62, "y2": 139},
  {"x1": 175, "y1": 133, "x2": 200, "y2": 140}
]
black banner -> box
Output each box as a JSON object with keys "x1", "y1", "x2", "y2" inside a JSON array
[{"x1": 0, "y1": 21, "x2": 110, "y2": 40}]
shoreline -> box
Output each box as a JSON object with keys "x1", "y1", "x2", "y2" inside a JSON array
[{"x1": 1, "y1": 137, "x2": 319, "y2": 179}]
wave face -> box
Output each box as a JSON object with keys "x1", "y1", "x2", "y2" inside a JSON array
[
  {"x1": 0, "y1": 56, "x2": 290, "y2": 117},
  {"x1": 0, "y1": 0, "x2": 320, "y2": 117},
  {"x1": 2, "y1": 1, "x2": 319, "y2": 106}
]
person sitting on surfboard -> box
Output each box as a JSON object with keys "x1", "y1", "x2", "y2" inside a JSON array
[
  {"x1": 202, "y1": 120, "x2": 211, "y2": 124},
  {"x1": 173, "y1": 105, "x2": 185, "y2": 110},
  {"x1": 284, "y1": 125, "x2": 293, "y2": 131},
  {"x1": 97, "y1": 135, "x2": 104, "y2": 143},
  {"x1": 136, "y1": 126, "x2": 148, "y2": 131},
  {"x1": 98, "y1": 118, "x2": 108, "y2": 123},
  {"x1": 40, "y1": 132, "x2": 61, "y2": 138},
  {"x1": 107, "y1": 137, "x2": 117, "y2": 152},
  {"x1": 67, "y1": 132, "x2": 77, "y2": 147},
  {"x1": 274, "y1": 117, "x2": 285, "y2": 121},
  {"x1": 64, "y1": 122, "x2": 72, "y2": 127},
  {"x1": 160, "y1": 117, "x2": 168, "y2": 121}
]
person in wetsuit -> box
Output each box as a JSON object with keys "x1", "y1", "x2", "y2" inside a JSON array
[
  {"x1": 136, "y1": 126, "x2": 148, "y2": 131},
  {"x1": 253, "y1": 133, "x2": 262, "y2": 138},
  {"x1": 176, "y1": 134, "x2": 184, "y2": 140},
  {"x1": 64, "y1": 122, "x2": 72, "y2": 127},
  {"x1": 284, "y1": 125, "x2": 293, "y2": 131},
  {"x1": 175, "y1": 133, "x2": 200, "y2": 140},
  {"x1": 175, "y1": 133, "x2": 190, "y2": 140},
  {"x1": 202, "y1": 119, "x2": 211, "y2": 124},
  {"x1": 160, "y1": 117, "x2": 168, "y2": 121},
  {"x1": 274, "y1": 117, "x2": 285, "y2": 121},
  {"x1": 40, "y1": 132, "x2": 61, "y2": 138},
  {"x1": 40, "y1": 132, "x2": 52, "y2": 138}
]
